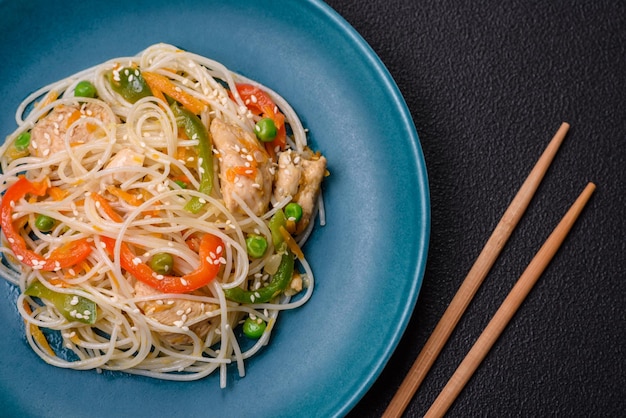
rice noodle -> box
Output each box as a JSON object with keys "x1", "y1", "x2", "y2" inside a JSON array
[{"x1": 0, "y1": 43, "x2": 325, "y2": 385}]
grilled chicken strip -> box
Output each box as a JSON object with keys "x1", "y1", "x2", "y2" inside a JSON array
[
  {"x1": 274, "y1": 149, "x2": 327, "y2": 233},
  {"x1": 134, "y1": 281, "x2": 218, "y2": 345},
  {"x1": 103, "y1": 147, "x2": 145, "y2": 184},
  {"x1": 210, "y1": 118, "x2": 272, "y2": 216},
  {"x1": 30, "y1": 103, "x2": 114, "y2": 158}
]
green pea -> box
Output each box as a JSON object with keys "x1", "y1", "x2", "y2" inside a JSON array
[
  {"x1": 14, "y1": 132, "x2": 31, "y2": 151},
  {"x1": 74, "y1": 80, "x2": 97, "y2": 98},
  {"x1": 284, "y1": 202, "x2": 303, "y2": 222},
  {"x1": 246, "y1": 234, "x2": 268, "y2": 258},
  {"x1": 34, "y1": 214, "x2": 55, "y2": 232},
  {"x1": 254, "y1": 117, "x2": 277, "y2": 142},
  {"x1": 149, "y1": 253, "x2": 174, "y2": 275},
  {"x1": 243, "y1": 316, "x2": 267, "y2": 339}
]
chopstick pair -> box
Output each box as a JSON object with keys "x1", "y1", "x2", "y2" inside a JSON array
[{"x1": 383, "y1": 122, "x2": 595, "y2": 417}]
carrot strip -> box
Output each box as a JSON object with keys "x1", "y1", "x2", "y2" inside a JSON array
[
  {"x1": 142, "y1": 71, "x2": 206, "y2": 115},
  {"x1": 22, "y1": 301, "x2": 55, "y2": 356},
  {"x1": 279, "y1": 225, "x2": 304, "y2": 260},
  {"x1": 48, "y1": 187, "x2": 69, "y2": 201},
  {"x1": 35, "y1": 90, "x2": 59, "y2": 111},
  {"x1": 106, "y1": 185, "x2": 143, "y2": 207},
  {"x1": 91, "y1": 193, "x2": 123, "y2": 222}
]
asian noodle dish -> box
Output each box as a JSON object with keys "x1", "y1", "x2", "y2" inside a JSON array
[{"x1": 0, "y1": 43, "x2": 327, "y2": 387}]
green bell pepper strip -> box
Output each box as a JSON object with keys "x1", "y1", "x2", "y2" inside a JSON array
[
  {"x1": 171, "y1": 103, "x2": 213, "y2": 213},
  {"x1": 223, "y1": 252, "x2": 294, "y2": 304},
  {"x1": 24, "y1": 281, "x2": 97, "y2": 325},
  {"x1": 107, "y1": 67, "x2": 153, "y2": 104},
  {"x1": 268, "y1": 209, "x2": 287, "y2": 248}
]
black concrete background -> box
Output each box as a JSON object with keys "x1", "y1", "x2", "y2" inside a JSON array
[{"x1": 323, "y1": 0, "x2": 626, "y2": 416}]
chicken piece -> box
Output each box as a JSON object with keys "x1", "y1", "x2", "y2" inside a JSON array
[
  {"x1": 274, "y1": 151, "x2": 301, "y2": 200},
  {"x1": 210, "y1": 118, "x2": 272, "y2": 216},
  {"x1": 274, "y1": 149, "x2": 327, "y2": 233},
  {"x1": 134, "y1": 281, "x2": 218, "y2": 345},
  {"x1": 30, "y1": 103, "x2": 114, "y2": 158},
  {"x1": 103, "y1": 147, "x2": 145, "y2": 184}
]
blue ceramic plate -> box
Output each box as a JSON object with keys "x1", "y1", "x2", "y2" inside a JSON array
[{"x1": 0, "y1": 1, "x2": 429, "y2": 416}]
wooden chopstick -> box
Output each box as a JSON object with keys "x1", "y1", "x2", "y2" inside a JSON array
[
  {"x1": 383, "y1": 122, "x2": 570, "y2": 418},
  {"x1": 424, "y1": 182, "x2": 596, "y2": 417}
]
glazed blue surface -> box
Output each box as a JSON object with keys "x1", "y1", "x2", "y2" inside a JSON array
[{"x1": 0, "y1": 0, "x2": 429, "y2": 416}]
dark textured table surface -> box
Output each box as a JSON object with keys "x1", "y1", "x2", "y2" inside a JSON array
[{"x1": 323, "y1": 1, "x2": 626, "y2": 416}]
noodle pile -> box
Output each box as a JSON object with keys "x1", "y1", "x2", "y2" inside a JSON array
[{"x1": 0, "y1": 43, "x2": 325, "y2": 387}]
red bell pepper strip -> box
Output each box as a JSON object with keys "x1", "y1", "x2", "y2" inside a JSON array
[
  {"x1": 92, "y1": 191, "x2": 224, "y2": 293},
  {"x1": 100, "y1": 234, "x2": 223, "y2": 294},
  {"x1": 235, "y1": 83, "x2": 287, "y2": 157},
  {"x1": 0, "y1": 177, "x2": 92, "y2": 271}
]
